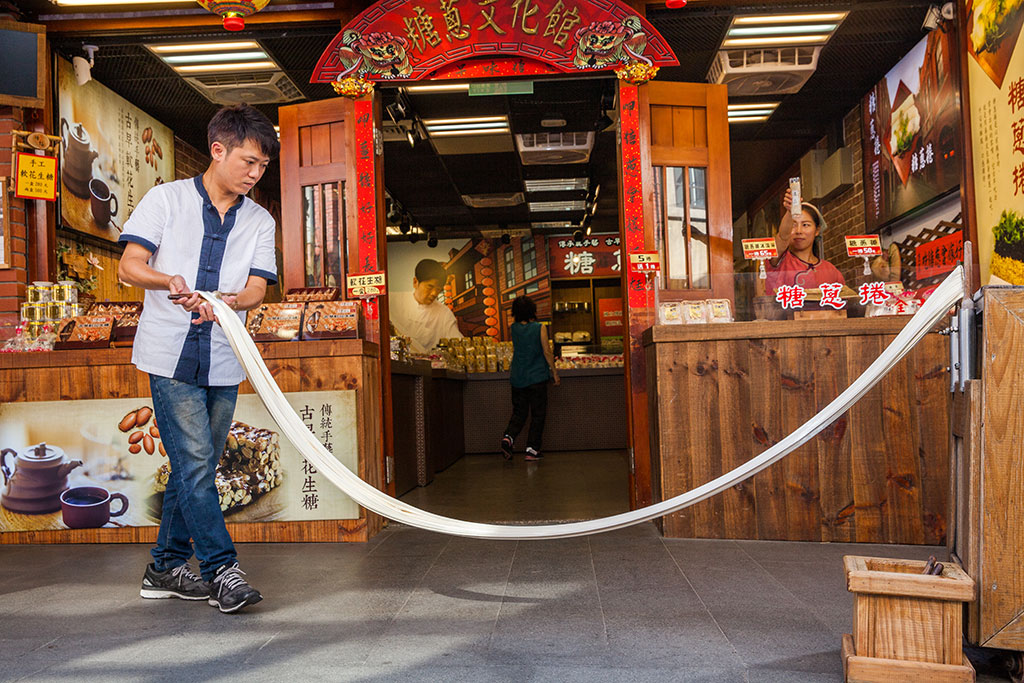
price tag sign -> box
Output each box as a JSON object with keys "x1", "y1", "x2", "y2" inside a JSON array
[
  {"x1": 742, "y1": 238, "x2": 778, "y2": 260},
  {"x1": 14, "y1": 152, "x2": 58, "y2": 201},
  {"x1": 845, "y1": 235, "x2": 882, "y2": 257},
  {"x1": 629, "y1": 251, "x2": 661, "y2": 273},
  {"x1": 346, "y1": 271, "x2": 386, "y2": 298}
]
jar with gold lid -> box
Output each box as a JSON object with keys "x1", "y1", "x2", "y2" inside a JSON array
[
  {"x1": 54, "y1": 281, "x2": 78, "y2": 303},
  {"x1": 45, "y1": 302, "x2": 67, "y2": 321},
  {"x1": 27, "y1": 282, "x2": 53, "y2": 304},
  {"x1": 20, "y1": 302, "x2": 45, "y2": 322}
]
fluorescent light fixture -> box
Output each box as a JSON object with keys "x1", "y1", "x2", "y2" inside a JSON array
[
  {"x1": 174, "y1": 61, "x2": 277, "y2": 73},
  {"x1": 732, "y1": 12, "x2": 847, "y2": 25},
  {"x1": 524, "y1": 178, "x2": 589, "y2": 192},
  {"x1": 532, "y1": 221, "x2": 574, "y2": 229},
  {"x1": 150, "y1": 41, "x2": 260, "y2": 53},
  {"x1": 528, "y1": 200, "x2": 586, "y2": 212},
  {"x1": 53, "y1": 0, "x2": 192, "y2": 4},
  {"x1": 728, "y1": 109, "x2": 775, "y2": 117},
  {"x1": 405, "y1": 83, "x2": 470, "y2": 93},
  {"x1": 162, "y1": 51, "x2": 267, "y2": 64},
  {"x1": 723, "y1": 34, "x2": 831, "y2": 47},
  {"x1": 422, "y1": 116, "x2": 506, "y2": 126},
  {"x1": 428, "y1": 128, "x2": 510, "y2": 137},
  {"x1": 728, "y1": 24, "x2": 837, "y2": 36},
  {"x1": 728, "y1": 115, "x2": 771, "y2": 123},
  {"x1": 728, "y1": 102, "x2": 780, "y2": 111},
  {"x1": 728, "y1": 102, "x2": 778, "y2": 123},
  {"x1": 426, "y1": 122, "x2": 509, "y2": 131}
]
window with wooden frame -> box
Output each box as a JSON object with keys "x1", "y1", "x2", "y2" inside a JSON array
[
  {"x1": 521, "y1": 237, "x2": 537, "y2": 280},
  {"x1": 301, "y1": 182, "x2": 346, "y2": 288},
  {"x1": 503, "y1": 247, "x2": 516, "y2": 288},
  {"x1": 652, "y1": 166, "x2": 710, "y2": 290}
]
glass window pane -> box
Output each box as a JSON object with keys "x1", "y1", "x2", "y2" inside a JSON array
[
  {"x1": 464, "y1": 270, "x2": 474, "y2": 291},
  {"x1": 504, "y1": 247, "x2": 516, "y2": 287},
  {"x1": 323, "y1": 182, "x2": 344, "y2": 288},
  {"x1": 521, "y1": 237, "x2": 537, "y2": 280},
  {"x1": 666, "y1": 167, "x2": 688, "y2": 285},
  {"x1": 302, "y1": 185, "x2": 323, "y2": 287},
  {"x1": 688, "y1": 167, "x2": 710, "y2": 289}
]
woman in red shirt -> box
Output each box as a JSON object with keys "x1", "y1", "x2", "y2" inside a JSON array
[{"x1": 765, "y1": 189, "x2": 845, "y2": 294}]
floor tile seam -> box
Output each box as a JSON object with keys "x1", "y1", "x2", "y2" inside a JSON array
[
  {"x1": 662, "y1": 534, "x2": 747, "y2": 679},
  {"x1": 487, "y1": 539, "x2": 520, "y2": 651},
  {"x1": 735, "y1": 542, "x2": 840, "y2": 634},
  {"x1": 586, "y1": 536, "x2": 610, "y2": 647},
  {"x1": 357, "y1": 532, "x2": 453, "y2": 666}
]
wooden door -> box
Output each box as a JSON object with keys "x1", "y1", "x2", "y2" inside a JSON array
[
  {"x1": 279, "y1": 96, "x2": 394, "y2": 495},
  {"x1": 641, "y1": 81, "x2": 733, "y2": 303}
]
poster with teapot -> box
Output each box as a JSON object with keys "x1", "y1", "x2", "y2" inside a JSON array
[
  {"x1": 56, "y1": 57, "x2": 174, "y2": 243},
  {"x1": 0, "y1": 391, "x2": 359, "y2": 533}
]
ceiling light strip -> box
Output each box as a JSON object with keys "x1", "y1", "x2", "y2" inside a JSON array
[
  {"x1": 422, "y1": 116, "x2": 506, "y2": 125},
  {"x1": 428, "y1": 128, "x2": 510, "y2": 137},
  {"x1": 425, "y1": 122, "x2": 510, "y2": 131},
  {"x1": 162, "y1": 51, "x2": 268, "y2": 64},
  {"x1": 406, "y1": 83, "x2": 470, "y2": 93},
  {"x1": 722, "y1": 35, "x2": 831, "y2": 47},
  {"x1": 150, "y1": 41, "x2": 261, "y2": 53},
  {"x1": 174, "y1": 61, "x2": 278, "y2": 73},
  {"x1": 732, "y1": 13, "x2": 848, "y2": 25},
  {"x1": 728, "y1": 24, "x2": 837, "y2": 36},
  {"x1": 729, "y1": 115, "x2": 770, "y2": 123}
]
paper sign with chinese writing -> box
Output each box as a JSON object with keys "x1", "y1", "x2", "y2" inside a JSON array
[
  {"x1": 311, "y1": 0, "x2": 678, "y2": 84},
  {"x1": 598, "y1": 297, "x2": 623, "y2": 337},
  {"x1": 347, "y1": 271, "x2": 387, "y2": 298},
  {"x1": 547, "y1": 234, "x2": 622, "y2": 279},
  {"x1": 845, "y1": 235, "x2": 882, "y2": 257},
  {"x1": 628, "y1": 251, "x2": 660, "y2": 273},
  {"x1": 915, "y1": 231, "x2": 964, "y2": 279},
  {"x1": 14, "y1": 153, "x2": 57, "y2": 201},
  {"x1": 742, "y1": 238, "x2": 778, "y2": 260}
]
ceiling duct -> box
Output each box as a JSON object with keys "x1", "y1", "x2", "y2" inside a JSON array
[
  {"x1": 462, "y1": 192, "x2": 525, "y2": 208},
  {"x1": 182, "y1": 71, "x2": 304, "y2": 105},
  {"x1": 707, "y1": 46, "x2": 821, "y2": 96},
  {"x1": 515, "y1": 132, "x2": 595, "y2": 165}
]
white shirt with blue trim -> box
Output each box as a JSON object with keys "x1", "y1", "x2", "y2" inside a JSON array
[{"x1": 119, "y1": 176, "x2": 277, "y2": 386}]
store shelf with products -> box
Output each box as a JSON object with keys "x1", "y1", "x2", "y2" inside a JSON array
[{"x1": 550, "y1": 277, "x2": 623, "y2": 353}]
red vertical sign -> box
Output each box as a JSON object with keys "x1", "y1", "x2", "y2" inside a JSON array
[{"x1": 354, "y1": 98, "x2": 379, "y2": 331}]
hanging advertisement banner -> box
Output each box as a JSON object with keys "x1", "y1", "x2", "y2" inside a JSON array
[
  {"x1": 310, "y1": 0, "x2": 678, "y2": 84},
  {"x1": 0, "y1": 391, "x2": 359, "y2": 533},
  {"x1": 56, "y1": 57, "x2": 174, "y2": 243},
  {"x1": 915, "y1": 230, "x2": 964, "y2": 279},
  {"x1": 965, "y1": 0, "x2": 1024, "y2": 284}
]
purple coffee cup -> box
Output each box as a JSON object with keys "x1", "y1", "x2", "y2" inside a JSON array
[{"x1": 60, "y1": 486, "x2": 128, "y2": 529}]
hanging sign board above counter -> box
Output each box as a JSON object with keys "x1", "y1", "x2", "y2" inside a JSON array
[
  {"x1": 347, "y1": 271, "x2": 386, "y2": 298},
  {"x1": 846, "y1": 235, "x2": 882, "y2": 257},
  {"x1": 741, "y1": 238, "x2": 778, "y2": 261},
  {"x1": 628, "y1": 251, "x2": 660, "y2": 273}
]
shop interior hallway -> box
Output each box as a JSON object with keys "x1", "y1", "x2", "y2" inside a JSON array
[{"x1": 398, "y1": 450, "x2": 631, "y2": 523}]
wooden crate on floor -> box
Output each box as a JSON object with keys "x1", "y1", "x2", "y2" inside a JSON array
[{"x1": 842, "y1": 555, "x2": 976, "y2": 682}]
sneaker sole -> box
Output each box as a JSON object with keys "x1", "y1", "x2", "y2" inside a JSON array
[
  {"x1": 524, "y1": 455, "x2": 542, "y2": 461},
  {"x1": 501, "y1": 446, "x2": 513, "y2": 460},
  {"x1": 140, "y1": 588, "x2": 209, "y2": 601},
  {"x1": 208, "y1": 593, "x2": 263, "y2": 613}
]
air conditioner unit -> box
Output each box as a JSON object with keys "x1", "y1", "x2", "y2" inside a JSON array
[
  {"x1": 708, "y1": 46, "x2": 821, "y2": 97},
  {"x1": 515, "y1": 132, "x2": 594, "y2": 165},
  {"x1": 182, "y1": 71, "x2": 304, "y2": 106}
]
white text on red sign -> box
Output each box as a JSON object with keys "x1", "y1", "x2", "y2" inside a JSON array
[
  {"x1": 629, "y1": 252, "x2": 661, "y2": 273},
  {"x1": 741, "y1": 239, "x2": 778, "y2": 260},
  {"x1": 845, "y1": 235, "x2": 882, "y2": 257}
]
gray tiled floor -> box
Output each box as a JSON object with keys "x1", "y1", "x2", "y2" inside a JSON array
[{"x1": 1, "y1": 524, "x2": 1002, "y2": 682}]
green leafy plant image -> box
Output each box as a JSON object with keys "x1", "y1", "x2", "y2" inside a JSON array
[
  {"x1": 993, "y1": 209, "x2": 1024, "y2": 247},
  {"x1": 894, "y1": 111, "x2": 914, "y2": 155}
]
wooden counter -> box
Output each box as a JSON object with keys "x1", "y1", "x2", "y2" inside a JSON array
[
  {"x1": 643, "y1": 317, "x2": 950, "y2": 544},
  {"x1": 0, "y1": 339, "x2": 383, "y2": 544}
]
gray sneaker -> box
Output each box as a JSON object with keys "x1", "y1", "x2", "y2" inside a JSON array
[
  {"x1": 208, "y1": 562, "x2": 262, "y2": 613},
  {"x1": 140, "y1": 563, "x2": 209, "y2": 600}
]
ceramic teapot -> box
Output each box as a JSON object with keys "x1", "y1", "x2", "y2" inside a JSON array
[
  {"x1": 60, "y1": 118, "x2": 99, "y2": 198},
  {"x1": 1, "y1": 443, "x2": 83, "y2": 514}
]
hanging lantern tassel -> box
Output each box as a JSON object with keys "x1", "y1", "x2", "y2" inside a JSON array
[{"x1": 196, "y1": 0, "x2": 270, "y2": 31}]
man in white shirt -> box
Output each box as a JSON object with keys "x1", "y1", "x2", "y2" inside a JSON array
[
  {"x1": 117, "y1": 104, "x2": 277, "y2": 613},
  {"x1": 390, "y1": 258, "x2": 463, "y2": 353}
]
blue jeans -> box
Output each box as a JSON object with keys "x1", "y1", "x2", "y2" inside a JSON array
[{"x1": 149, "y1": 375, "x2": 238, "y2": 581}]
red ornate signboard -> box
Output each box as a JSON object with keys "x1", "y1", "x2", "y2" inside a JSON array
[
  {"x1": 310, "y1": 0, "x2": 678, "y2": 84},
  {"x1": 547, "y1": 234, "x2": 622, "y2": 279}
]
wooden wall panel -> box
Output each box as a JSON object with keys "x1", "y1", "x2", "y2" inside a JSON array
[{"x1": 645, "y1": 319, "x2": 950, "y2": 543}]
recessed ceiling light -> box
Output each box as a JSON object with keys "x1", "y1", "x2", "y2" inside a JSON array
[
  {"x1": 422, "y1": 116, "x2": 506, "y2": 126},
  {"x1": 149, "y1": 41, "x2": 261, "y2": 53},
  {"x1": 728, "y1": 102, "x2": 780, "y2": 111},
  {"x1": 173, "y1": 61, "x2": 277, "y2": 73},
  {"x1": 728, "y1": 24, "x2": 837, "y2": 36},
  {"x1": 723, "y1": 34, "x2": 831, "y2": 47},
  {"x1": 732, "y1": 12, "x2": 847, "y2": 25},
  {"x1": 532, "y1": 221, "x2": 575, "y2": 229},
  {"x1": 162, "y1": 51, "x2": 268, "y2": 64},
  {"x1": 524, "y1": 178, "x2": 589, "y2": 192},
  {"x1": 528, "y1": 201, "x2": 586, "y2": 212},
  {"x1": 426, "y1": 122, "x2": 508, "y2": 131},
  {"x1": 728, "y1": 115, "x2": 771, "y2": 124},
  {"x1": 428, "y1": 128, "x2": 510, "y2": 137}
]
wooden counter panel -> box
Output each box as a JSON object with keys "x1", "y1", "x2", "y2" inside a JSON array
[
  {"x1": 0, "y1": 341, "x2": 383, "y2": 544},
  {"x1": 647, "y1": 331, "x2": 950, "y2": 543}
]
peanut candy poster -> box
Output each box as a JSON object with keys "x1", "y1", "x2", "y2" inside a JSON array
[
  {"x1": 0, "y1": 391, "x2": 358, "y2": 532},
  {"x1": 965, "y1": 0, "x2": 1024, "y2": 284}
]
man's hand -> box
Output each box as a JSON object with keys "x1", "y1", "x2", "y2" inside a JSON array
[{"x1": 168, "y1": 275, "x2": 216, "y2": 324}]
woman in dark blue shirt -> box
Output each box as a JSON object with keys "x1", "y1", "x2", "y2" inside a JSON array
[{"x1": 500, "y1": 296, "x2": 560, "y2": 461}]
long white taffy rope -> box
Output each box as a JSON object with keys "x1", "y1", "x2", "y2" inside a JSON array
[{"x1": 201, "y1": 266, "x2": 964, "y2": 540}]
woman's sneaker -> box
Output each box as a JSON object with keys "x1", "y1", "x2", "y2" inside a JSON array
[
  {"x1": 140, "y1": 563, "x2": 209, "y2": 600},
  {"x1": 500, "y1": 435, "x2": 514, "y2": 460},
  {"x1": 525, "y1": 447, "x2": 543, "y2": 461},
  {"x1": 209, "y1": 562, "x2": 263, "y2": 613}
]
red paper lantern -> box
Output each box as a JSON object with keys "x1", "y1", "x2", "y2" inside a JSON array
[
  {"x1": 196, "y1": 0, "x2": 270, "y2": 30},
  {"x1": 665, "y1": 0, "x2": 686, "y2": 7}
]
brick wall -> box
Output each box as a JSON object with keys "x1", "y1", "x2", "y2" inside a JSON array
[
  {"x1": 819, "y1": 107, "x2": 869, "y2": 288},
  {"x1": 173, "y1": 136, "x2": 209, "y2": 180},
  {"x1": 1, "y1": 106, "x2": 30, "y2": 322}
]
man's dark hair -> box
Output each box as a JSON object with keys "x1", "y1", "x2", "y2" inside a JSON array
[
  {"x1": 208, "y1": 104, "x2": 280, "y2": 159},
  {"x1": 414, "y1": 259, "x2": 446, "y2": 284},
  {"x1": 511, "y1": 295, "x2": 537, "y2": 323}
]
